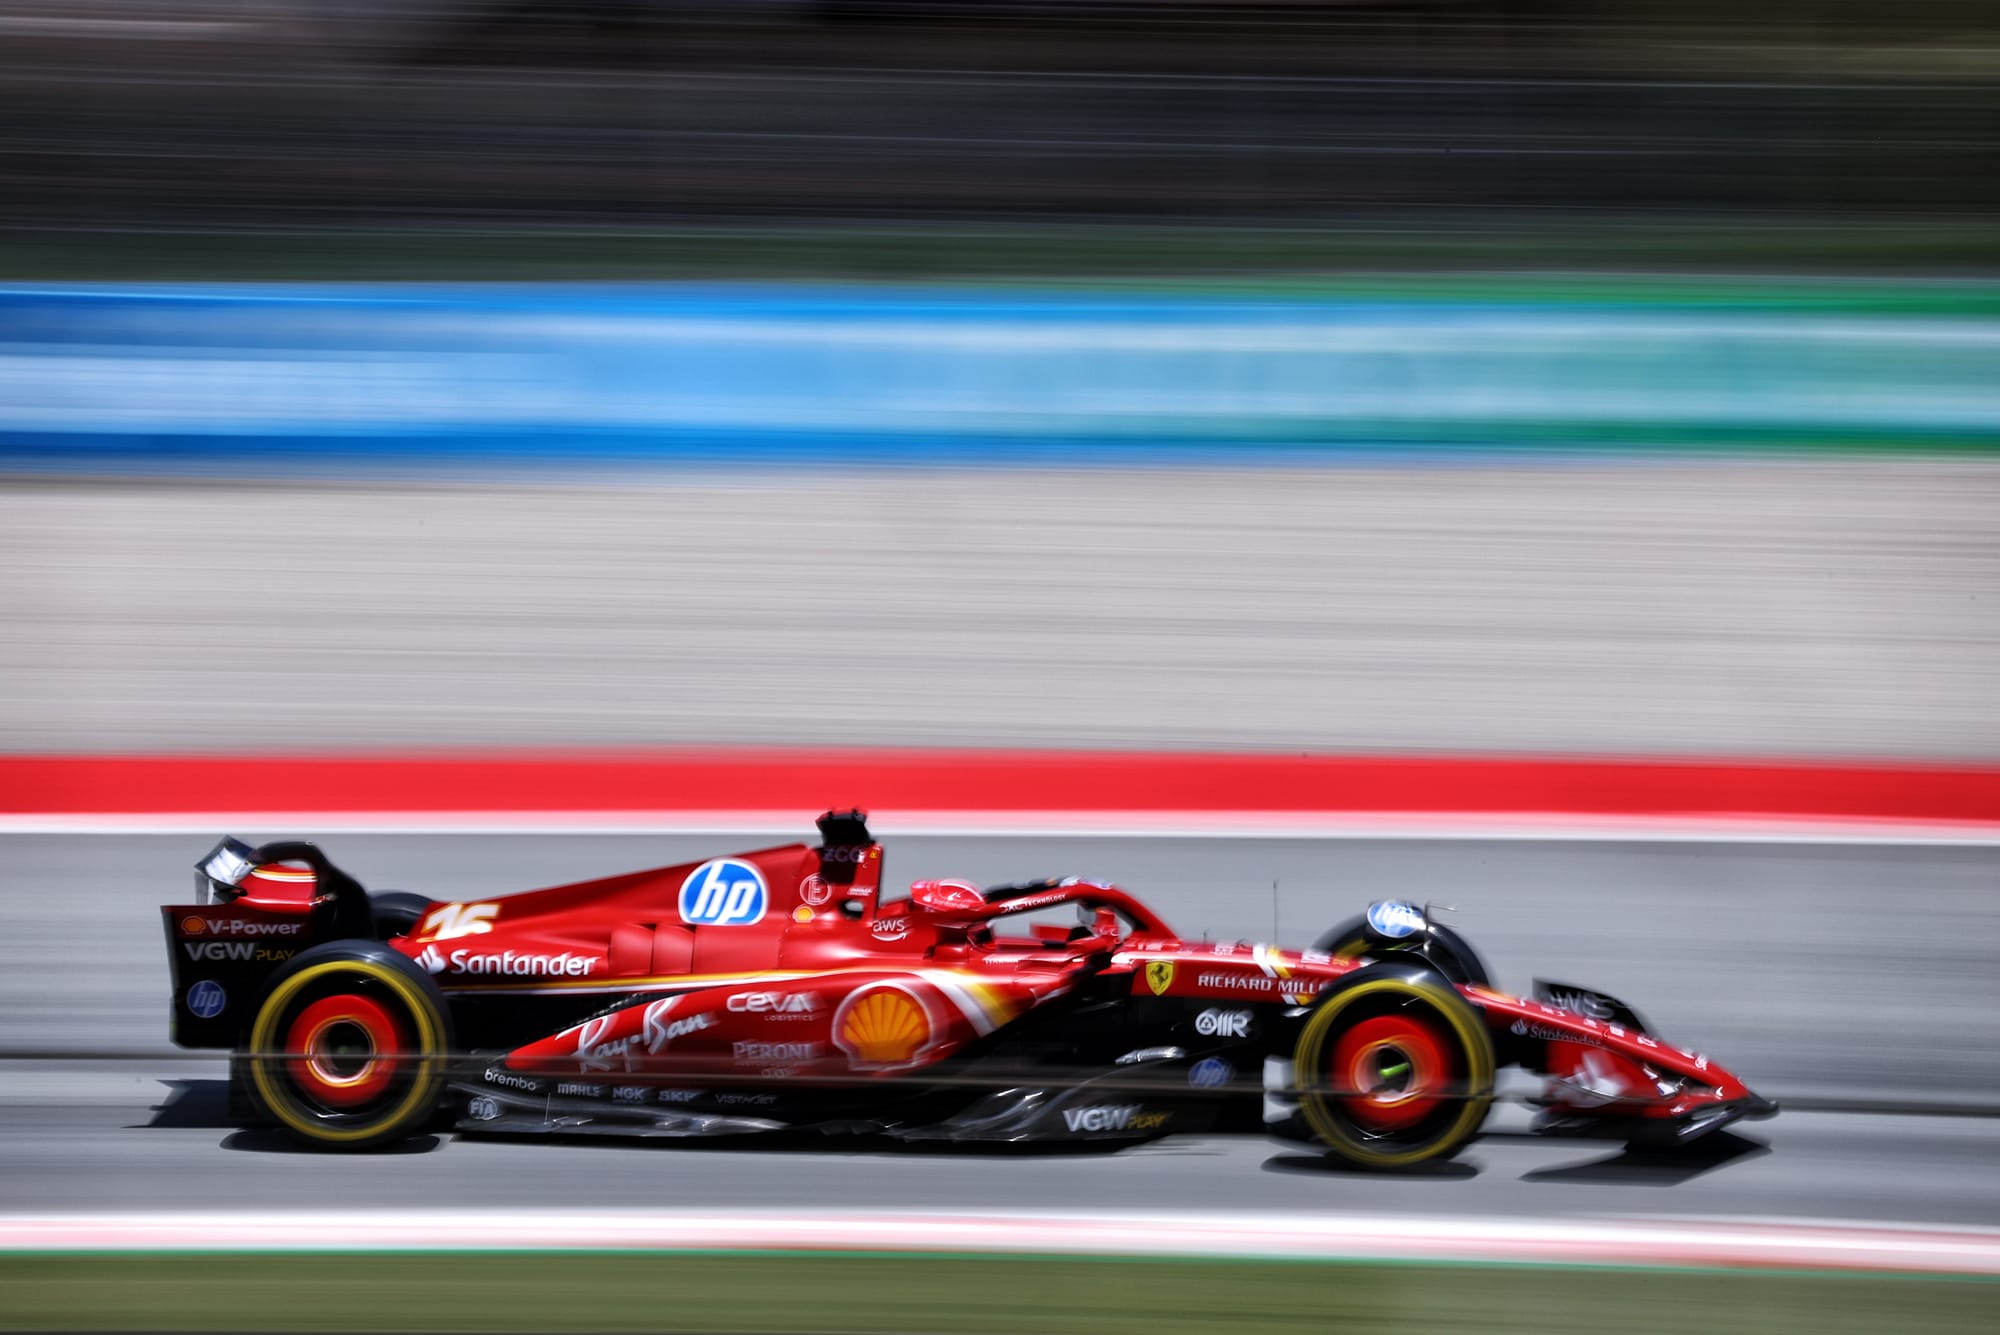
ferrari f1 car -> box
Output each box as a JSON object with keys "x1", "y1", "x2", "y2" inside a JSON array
[{"x1": 161, "y1": 810, "x2": 1774, "y2": 1168}]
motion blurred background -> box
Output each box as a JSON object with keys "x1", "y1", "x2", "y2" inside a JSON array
[
  {"x1": 4, "y1": 1, "x2": 2000, "y2": 263},
  {"x1": 3, "y1": 4, "x2": 2000, "y2": 1330},
  {"x1": 4, "y1": 0, "x2": 1999, "y2": 754}
]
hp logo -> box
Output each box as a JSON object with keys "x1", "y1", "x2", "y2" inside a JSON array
[
  {"x1": 679, "y1": 858, "x2": 768, "y2": 927},
  {"x1": 1188, "y1": 1057, "x2": 1233, "y2": 1089},
  {"x1": 185, "y1": 980, "x2": 227, "y2": 1019},
  {"x1": 1366, "y1": 900, "x2": 1426, "y2": 939}
]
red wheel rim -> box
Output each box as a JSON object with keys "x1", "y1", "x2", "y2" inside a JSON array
[
  {"x1": 285, "y1": 994, "x2": 409, "y2": 1109},
  {"x1": 1330, "y1": 1013, "x2": 1451, "y2": 1131}
]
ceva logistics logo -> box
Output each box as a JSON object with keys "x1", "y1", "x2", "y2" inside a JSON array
[{"x1": 679, "y1": 858, "x2": 768, "y2": 927}]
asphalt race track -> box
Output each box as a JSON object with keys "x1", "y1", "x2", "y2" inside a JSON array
[{"x1": 4, "y1": 833, "x2": 1997, "y2": 1228}]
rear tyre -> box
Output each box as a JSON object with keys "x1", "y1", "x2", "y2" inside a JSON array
[
  {"x1": 245, "y1": 941, "x2": 452, "y2": 1150},
  {"x1": 1292, "y1": 960, "x2": 1494, "y2": 1170},
  {"x1": 368, "y1": 891, "x2": 431, "y2": 941}
]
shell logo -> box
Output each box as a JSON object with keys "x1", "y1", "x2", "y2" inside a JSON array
[
  {"x1": 180, "y1": 916, "x2": 206, "y2": 935},
  {"x1": 832, "y1": 984, "x2": 938, "y2": 1071}
]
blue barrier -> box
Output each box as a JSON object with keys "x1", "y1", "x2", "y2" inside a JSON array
[{"x1": 3, "y1": 283, "x2": 1997, "y2": 470}]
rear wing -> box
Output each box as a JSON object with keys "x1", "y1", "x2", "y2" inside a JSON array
[
  {"x1": 163, "y1": 839, "x2": 373, "y2": 1047},
  {"x1": 194, "y1": 838, "x2": 374, "y2": 938}
]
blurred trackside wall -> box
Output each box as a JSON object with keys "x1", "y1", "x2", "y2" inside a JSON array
[
  {"x1": 4, "y1": 283, "x2": 2000, "y2": 762},
  {"x1": 5, "y1": 4, "x2": 2000, "y2": 233},
  {"x1": 5, "y1": 284, "x2": 2000, "y2": 461}
]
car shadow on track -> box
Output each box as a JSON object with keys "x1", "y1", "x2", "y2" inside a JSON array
[
  {"x1": 139, "y1": 1079, "x2": 444, "y2": 1155},
  {"x1": 1514, "y1": 1131, "x2": 1770, "y2": 1186},
  {"x1": 1259, "y1": 1131, "x2": 1770, "y2": 1185},
  {"x1": 458, "y1": 1129, "x2": 1150, "y2": 1159},
  {"x1": 1261, "y1": 1152, "x2": 1480, "y2": 1181},
  {"x1": 138, "y1": 1078, "x2": 231, "y2": 1130},
  {"x1": 220, "y1": 1128, "x2": 443, "y2": 1155},
  {"x1": 140, "y1": 1083, "x2": 1207, "y2": 1160}
]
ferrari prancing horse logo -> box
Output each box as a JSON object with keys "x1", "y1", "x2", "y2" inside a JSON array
[{"x1": 1145, "y1": 961, "x2": 1175, "y2": 996}]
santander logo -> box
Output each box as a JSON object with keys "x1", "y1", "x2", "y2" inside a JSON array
[{"x1": 418, "y1": 945, "x2": 598, "y2": 977}]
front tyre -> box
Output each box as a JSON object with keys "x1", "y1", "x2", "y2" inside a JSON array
[
  {"x1": 245, "y1": 941, "x2": 452, "y2": 1150},
  {"x1": 1291, "y1": 960, "x2": 1494, "y2": 1170},
  {"x1": 1312, "y1": 914, "x2": 1492, "y2": 988}
]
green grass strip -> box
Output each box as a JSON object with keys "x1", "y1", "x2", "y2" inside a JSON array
[{"x1": 2, "y1": 1252, "x2": 1994, "y2": 1333}]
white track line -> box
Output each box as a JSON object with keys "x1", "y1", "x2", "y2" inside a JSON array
[
  {"x1": 4, "y1": 1210, "x2": 1999, "y2": 1275},
  {"x1": 5, "y1": 810, "x2": 2000, "y2": 844}
]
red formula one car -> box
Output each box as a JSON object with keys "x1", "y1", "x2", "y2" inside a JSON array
[{"x1": 161, "y1": 810, "x2": 1775, "y2": 1167}]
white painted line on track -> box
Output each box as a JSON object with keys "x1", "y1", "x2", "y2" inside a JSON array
[
  {"x1": 4, "y1": 1210, "x2": 1999, "y2": 1275},
  {"x1": 6, "y1": 810, "x2": 2000, "y2": 844}
]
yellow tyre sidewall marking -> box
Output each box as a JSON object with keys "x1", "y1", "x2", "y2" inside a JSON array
[
  {"x1": 1293, "y1": 977, "x2": 1494, "y2": 1168},
  {"x1": 248, "y1": 960, "x2": 445, "y2": 1145}
]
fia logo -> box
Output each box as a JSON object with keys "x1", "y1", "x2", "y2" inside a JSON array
[{"x1": 678, "y1": 859, "x2": 768, "y2": 927}]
